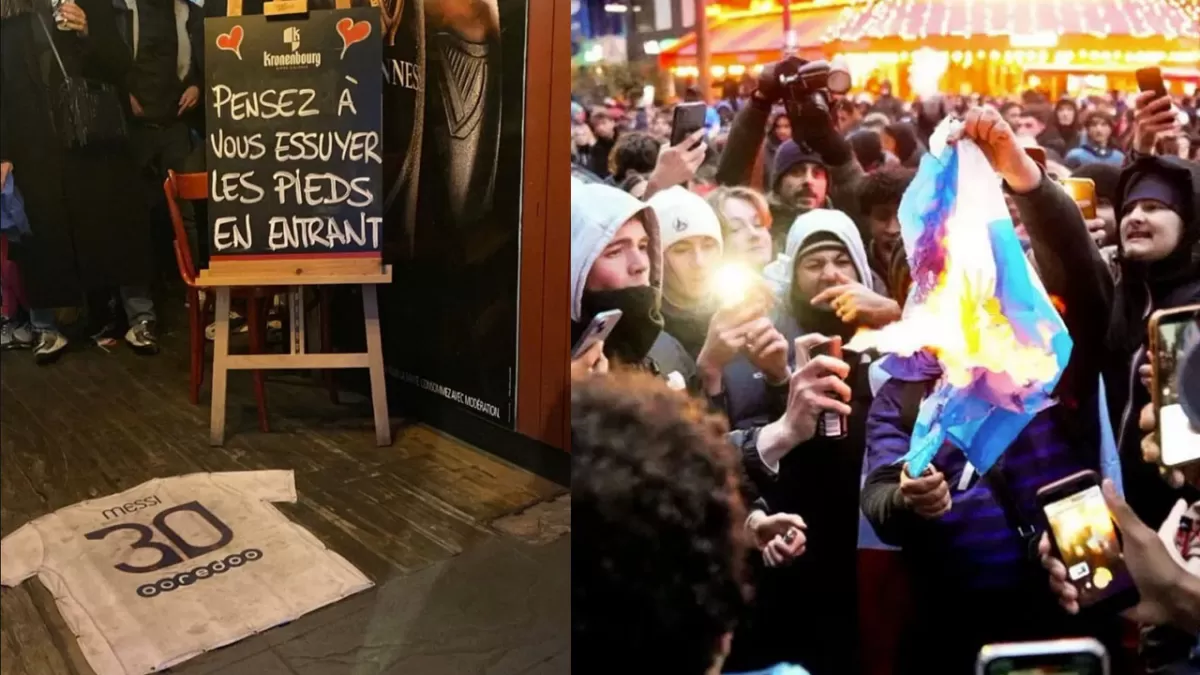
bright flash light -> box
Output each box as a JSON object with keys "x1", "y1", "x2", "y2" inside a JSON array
[{"x1": 712, "y1": 264, "x2": 758, "y2": 309}]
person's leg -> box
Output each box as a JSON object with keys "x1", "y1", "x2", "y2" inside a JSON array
[
  {"x1": 0, "y1": 255, "x2": 32, "y2": 347},
  {"x1": 0, "y1": 259, "x2": 33, "y2": 348},
  {"x1": 28, "y1": 308, "x2": 68, "y2": 363},
  {"x1": 168, "y1": 124, "x2": 206, "y2": 270},
  {"x1": 120, "y1": 286, "x2": 158, "y2": 354}
]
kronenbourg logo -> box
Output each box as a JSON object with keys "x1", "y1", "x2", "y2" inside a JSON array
[
  {"x1": 264, "y1": 24, "x2": 321, "y2": 69},
  {"x1": 283, "y1": 26, "x2": 300, "y2": 52}
]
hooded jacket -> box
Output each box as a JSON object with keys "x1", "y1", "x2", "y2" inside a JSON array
[
  {"x1": 762, "y1": 209, "x2": 883, "y2": 305},
  {"x1": 571, "y1": 182, "x2": 779, "y2": 519},
  {"x1": 761, "y1": 108, "x2": 788, "y2": 188},
  {"x1": 1104, "y1": 156, "x2": 1200, "y2": 524},
  {"x1": 570, "y1": 179, "x2": 696, "y2": 380},
  {"x1": 647, "y1": 186, "x2": 725, "y2": 359},
  {"x1": 1053, "y1": 99, "x2": 1082, "y2": 151}
]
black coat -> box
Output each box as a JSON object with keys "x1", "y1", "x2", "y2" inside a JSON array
[{"x1": 0, "y1": 0, "x2": 153, "y2": 309}]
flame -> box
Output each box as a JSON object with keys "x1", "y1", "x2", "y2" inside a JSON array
[{"x1": 849, "y1": 220, "x2": 1061, "y2": 390}]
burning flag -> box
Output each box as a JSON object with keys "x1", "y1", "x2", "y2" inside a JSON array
[{"x1": 849, "y1": 118, "x2": 1073, "y2": 477}]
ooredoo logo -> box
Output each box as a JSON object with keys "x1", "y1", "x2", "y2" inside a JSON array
[{"x1": 136, "y1": 549, "x2": 264, "y2": 599}]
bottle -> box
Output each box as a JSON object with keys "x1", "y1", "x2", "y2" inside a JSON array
[{"x1": 812, "y1": 335, "x2": 848, "y2": 439}]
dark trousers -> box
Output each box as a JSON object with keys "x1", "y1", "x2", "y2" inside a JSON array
[{"x1": 130, "y1": 121, "x2": 205, "y2": 273}]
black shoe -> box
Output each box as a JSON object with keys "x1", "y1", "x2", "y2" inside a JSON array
[
  {"x1": 125, "y1": 320, "x2": 159, "y2": 355},
  {"x1": 34, "y1": 331, "x2": 68, "y2": 364}
]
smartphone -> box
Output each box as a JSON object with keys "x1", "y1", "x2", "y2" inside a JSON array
[
  {"x1": 1148, "y1": 304, "x2": 1200, "y2": 467},
  {"x1": 1024, "y1": 146, "x2": 1047, "y2": 169},
  {"x1": 1036, "y1": 470, "x2": 1138, "y2": 613},
  {"x1": 1135, "y1": 66, "x2": 1168, "y2": 98},
  {"x1": 1060, "y1": 178, "x2": 1097, "y2": 219},
  {"x1": 977, "y1": 638, "x2": 1108, "y2": 675},
  {"x1": 571, "y1": 309, "x2": 622, "y2": 360},
  {"x1": 671, "y1": 101, "x2": 708, "y2": 147},
  {"x1": 710, "y1": 263, "x2": 761, "y2": 309}
]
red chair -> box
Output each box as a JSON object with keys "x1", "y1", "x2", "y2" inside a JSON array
[
  {"x1": 164, "y1": 171, "x2": 273, "y2": 430},
  {"x1": 165, "y1": 172, "x2": 340, "y2": 432}
]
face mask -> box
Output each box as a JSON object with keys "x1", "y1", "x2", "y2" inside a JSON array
[{"x1": 580, "y1": 286, "x2": 664, "y2": 365}]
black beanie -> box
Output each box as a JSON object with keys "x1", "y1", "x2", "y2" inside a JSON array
[
  {"x1": 794, "y1": 231, "x2": 847, "y2": 262},
  {"x1": 772, "y1": 140, "x2": 826, "y2": 193}
]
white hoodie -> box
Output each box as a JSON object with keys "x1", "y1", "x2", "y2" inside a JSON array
[
  {"x1": 570, "y1": 179, "x2": 662, "y2": 323},
  {"x1": 762, "y1": 208, "x2": 881, "y2": 301}
]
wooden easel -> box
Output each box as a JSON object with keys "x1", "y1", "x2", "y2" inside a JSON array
[
  {"x1": 198, "y1": 258, "x2": 393, "y2": 446},
  {"x1": 204, "y1": 0, "x2": 391, "y2": 447}
]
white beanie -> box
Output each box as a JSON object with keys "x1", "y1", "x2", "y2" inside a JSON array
[{"x1": 647, "y1": 186, "x2": 723, "y2": 254}]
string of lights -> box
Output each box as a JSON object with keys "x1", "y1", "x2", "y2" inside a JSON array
[{"x1": 820, "y1": 0, "x2": 1200, "y2": 42}]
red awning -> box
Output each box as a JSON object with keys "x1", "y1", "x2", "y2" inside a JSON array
[
  {"x1": 822, "y1": 0, "x2": 1200, "y2": 42},
  {"x1": 660, "y1": 8, "x2": 843, "y2": 67}
]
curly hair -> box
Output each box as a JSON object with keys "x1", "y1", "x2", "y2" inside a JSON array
[
  {"x1": 609, "y1": 131, "x2": 663, "y2": 182},
  {"x1": 857, "y1": 165, "x2": 916, "y2": 220},
  {"x1": 572, "y1": 372, "x2": 751, "y2": 674},
  {"x1": 887, "y1": 239, "x2": 912, "y2": 308}
]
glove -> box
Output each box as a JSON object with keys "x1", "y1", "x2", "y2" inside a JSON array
[
  {"x1": 753, "y1": 56, "x2": 805, "y2": 109},
  {"x1": 792, "y1": 94, "x2": 853, "y2": 167}
]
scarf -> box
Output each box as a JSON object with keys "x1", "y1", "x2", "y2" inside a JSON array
[
  {"x1": 575, "y1": 287, "x2": 664, "y2": 367},
  {"x1": 658, "y1": 296, "x2": 714, "y2": 361}
]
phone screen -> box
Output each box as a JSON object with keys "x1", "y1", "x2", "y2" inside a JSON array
[
  {"x1": 671, "y1": 103, "x2": 707, "y2": 147},
  {"x1": 985, "y1": 655, "x2": 1105, "y2": 675},
  {"x1": 1042, "y1": 485, "x2": 1134, "y2": 607},
  {"x1": 1136, "y1": 67, "x2": 1168, "y2": 97},
  {"x1": 1154, "y1": 310, "x2": 1200, "y2": 466},
  {"x1": 1060, "y1": 179, "x2": 1096, "y2": 219}
]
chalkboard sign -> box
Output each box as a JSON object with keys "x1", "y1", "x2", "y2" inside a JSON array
[{"x1": 205, "y1": 8, "x2": 383, "y2": 258}]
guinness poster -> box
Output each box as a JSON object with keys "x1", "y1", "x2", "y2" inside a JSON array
[{"x1": 379, "y1": 0, "x2": 526, "y2": 428}]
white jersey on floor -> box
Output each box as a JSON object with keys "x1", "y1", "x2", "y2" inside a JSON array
[{"x1": 1, "y1": 471, "x2": 373, "y2": 675}]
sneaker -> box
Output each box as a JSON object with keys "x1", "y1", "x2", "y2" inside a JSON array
[
  {"x1": 205, "y1": 311, "x2": 248, "y2": 341},
  {"x1": 1, "y1": 318, "x2": 34, "y2": 350},
  {"x1": 125, "y1": 320, "x2": 159, "y2": 355},
  {"x1": 33, "y1": 331, "x2": 68, "y2": 364}
]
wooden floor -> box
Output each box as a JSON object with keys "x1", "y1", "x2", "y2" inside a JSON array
[{"x1": 0, "y1": 317, "x2": 569, "y2": 675}]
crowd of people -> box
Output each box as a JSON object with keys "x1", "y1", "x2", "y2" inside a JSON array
[
  {"x1": 571, "y1": 60, "x2": 1199, "y2": 675},
  {"x1": 1, "y1": 0, "x2": 205, "y2": 362}
]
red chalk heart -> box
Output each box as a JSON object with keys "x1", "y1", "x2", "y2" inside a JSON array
[
  {"x1": 336, "y1": 18, "x2": 371, "y2": 57},
  {"x1": 216, "y1": 25, "x2": 243, "y2": 59}
]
